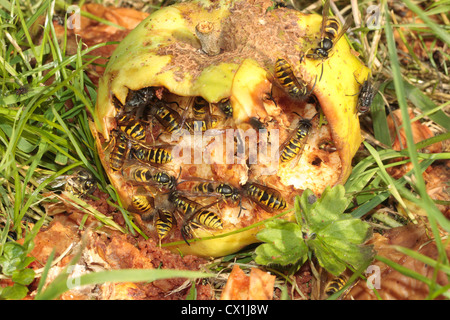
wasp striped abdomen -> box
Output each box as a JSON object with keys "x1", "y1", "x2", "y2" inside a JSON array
[
  {"x1": 195, "y1": 209, "x2": 223, "y2": 230},
  {"x1": 131, "y1": 194, "x2": 154, "y2": 214},
  {"x1": 119, "y1": 119, "x2": 146, "y2": 141},
  {"x1": 275, "y1": 58, "x2": 309, "y2": 99},
  {"x1": 132, "y1": 146, "x2": 172, "y2": 165},
  {"x1": 280, "y1": 119, "x2": 312, "y2": 163},
  {"x1": 155, "y1": 210, "x2": 174, "y2": 240},
  {"x1": 192, "y1": 96, "x2": 209, "y2": 118},
  {"x1": 244, "y1": 183, "x2": 287, "y2": 212},
  {"x1": 110, "y1": 135, "x2": 128, "y2": 172},
  {"x1": 325, "y1": 274, "x2": 348, "y2": 296},
  {"x1": 169, "y1": 192, "x2": 199, "y2": 217}
]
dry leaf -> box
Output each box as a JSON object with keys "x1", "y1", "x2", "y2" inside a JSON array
[
  {"x1": 54, "y1": 3, "x2": 149, "y2": 85},
  {"x1": 386, "y1": 108, "x2": 442, "y2": 179},
  {"x1": 346, "y1": 223, "x2": 450, "y2": 300},
  {"x1": 220, "y1": 265, "x2": 275, "y2": 300}
]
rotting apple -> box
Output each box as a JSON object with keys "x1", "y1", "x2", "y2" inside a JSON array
[{"x1": 90, "y1": 0, "x2": 370, "y2": 258}]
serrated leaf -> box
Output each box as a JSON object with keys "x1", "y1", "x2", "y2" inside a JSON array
[
  {"x1": 317, "y1": 217, "x2": 373, "y2": 244},
  {"x1": 299, "y1": 185, "x2": 348, "y2": 231},
  {"x1": 307, "y1": 239, "x2": 347, "y2": 276},
  {"x1": 255, "y1": 219, "x2": 307, "y2": 266},
  {"x1": 307, "y1": 210, "x2": 375, "y2": 274},
  {"x1": 255, "y1": 185, "x2": 375, "y2": 275}
]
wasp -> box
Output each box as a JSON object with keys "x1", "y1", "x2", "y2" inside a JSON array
[
  {"x1": 216, "y1": 98, "x2": 233, "y2": 118},
  {"x1": 39, "y1": 168, "x2": 96, "y2": 197},
  {"x1": 109, "y1": 133, "x2": 129, "y2": 172},
  {"x1": 192, "y1": 96, "x2": 209, "y2": 119},
  {"x1": 149, "y1": 100, "x2": 191, "y2": 135},
  {"x1": 178, "y1": 180, "x2": 245, "y2": 216},
  {"x1": 191, "y1": 116, "x2": 219, "y2": 132},
  {"x1": 131, "y1": 194, "x2": 155, "y2": 217},
  {"x1": 275, "y1": 58, "x2": 316, "y2": 100},
  {"x1": 155, "y1": 209, "x2": 175, "y2": 240},
  {"x1": 243, "y1": 182, "x2": 287, "y2": 212},
  {"x1": 64, "y1": 169, "x2": 96, "y2": 197},
  {"x1": 324, "y1": 273, "x2": 354, "y2": 298},
  {"x1": 279, "y1": 113, "x2": 317, "y2": 168},
  {"x1": 168, "y1": 191, "x2": 200, "y2": 218},
  {"x1": 131, "y1": 144, "x2": 173, "y2": 165},
  {"x1": 190, "y1": 96, "x2": 218, "y2": 131},
  {"x1": 304, "y1": 0, "x2": 353, "y2": 62},
  {"x1": 356, "y1": 78, "x2": 376, "y2": 114},
  {"x1": 180, "y1": 203, "x2": 223, "y2": 244},
  {"x1": 192, "y1": 182, "x2": 241, "y2": 203},
  {"x1": 114, "y1": 87, "x2": 157, "y2": 121},
  {"x1": 118, "y1": 117, "x2": 147, "y2": 142},
  {"x1": 125, "y1": 87, "x2": 156, "y2": 110},
  {"x1": 127, "y1": 165, "x2": 177, "y2": 191}
]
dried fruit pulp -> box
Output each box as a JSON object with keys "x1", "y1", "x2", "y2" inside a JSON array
[{"x1": 92, "y1": 0, "x2": 369, "y2": 258}]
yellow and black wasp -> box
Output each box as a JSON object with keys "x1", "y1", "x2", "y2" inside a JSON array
[
  {"x1": 109, "y1": 133, "x2": 130, "y2": 172},
  {"x1": 130, "y1": 143, "x2": 173, "y2": 165},
  {"x1": 64, "y1": 169, "x2": 96, "y2": 197},
  {"x1": 131, "y1": 194, "x2": 155, "y2": 221},
  {"x1": 192, "y1": 182, "x2": 241, "y2": 203},
  {"x1": 155, "y1": 209, "x2": 175, "y2": 240},
  {"x1": 279, "y1": 113, "x2": 318, "y2": 168},
  {"x1": 189, "y1": 96, "x2": 219, "y2": 131},
  {"x1": 304, "y1": 0, "x2": 352, "y2": 62},
  {"x1": 216, "y1": 98, "x2": 233, "y2": 119},
  {"x1": 323, "y1": 273, "x2": 357, "y2": 299},
  {"x1": 126, "y1": 164, "x2": 178, "y2": 191},
  {"x1": 117, "y1": 115, "x2": 147, "y2": 143},
  {"x1": 243, "y1": 182, "x2": 287, "y2": 213},
  {"x1": 274, "y1": 58, "x2": 316, "y2": 100},
  {"x1": 191, "y1": 117, "x2": 219, "y2": 132},
  {"x1": 180, "y1": 203, "x2": 223, "y2": 244},
  {"x1": 325, "y1": 274, "x2": 348, "y2": 296},
  {"x1": 168, "y1": 191, "x2": 200, "y2": 219},
  {"x1": 168, "y1": 191, "x2": 223, "y2": 244},
  {"x1": 192, "y1": 96, "x2": 209, "y2": 119},
  {"x1": 148, "y1": 100, "x2": 191, "y2": 135},
  {"x1": 39, "y1": 168, "x2": 96, "y2": 197}
]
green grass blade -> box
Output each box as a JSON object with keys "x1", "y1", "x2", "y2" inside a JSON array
[
  {"x1": 402, "y1": 0, "x2": 450, "y2": 46},
  {"x1": 35, "y1": 268, "x2": 212, "y2": 300},
  {"x1": 384, "y1": 2, "x2": 450, "y2": 264}
]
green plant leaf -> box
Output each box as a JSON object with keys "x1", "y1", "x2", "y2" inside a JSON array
[
  {"x1": 12, "y1": 268, "x2": 36, "y2": 286},
  {"x1": 255, "y1": 185, "x2": 375, "y2": 275},
  {"x1": 0, "y1": 283, "x2": 29, "y2": 300},
  {"x1": 255, "y1": 219, "x2": 307, "y2": 267},
  {"x1": 297, "y1": 187, "x2": 347, "y2": 231},
  {"x1": 0, "y1": 242, "x2": 34, "y2": 276}
]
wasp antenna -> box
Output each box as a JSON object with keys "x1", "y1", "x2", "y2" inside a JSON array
[
  {"x1": 308, "y1": 74, "x2": 318, "y2": 96},
  {"x1": 311, "y1": 112, "x2": 320, "y2": 121},
  {"x1": 319, "y1": 63, "x2": 324, "y2": 82},
  {"x1": 292, "y1": 111, "x2": 304, "y2": 119}
]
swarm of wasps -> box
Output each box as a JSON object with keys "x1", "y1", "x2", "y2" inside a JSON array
[
  {"x1": 104, "y1": 0, "x2": 376, "y2": 245},
  {"x1": 106, "y1": 84, "x2": 290, "y2": 244},
  {"x1": 277, "y1": 0, "x2": 376, "y2": 114}
]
